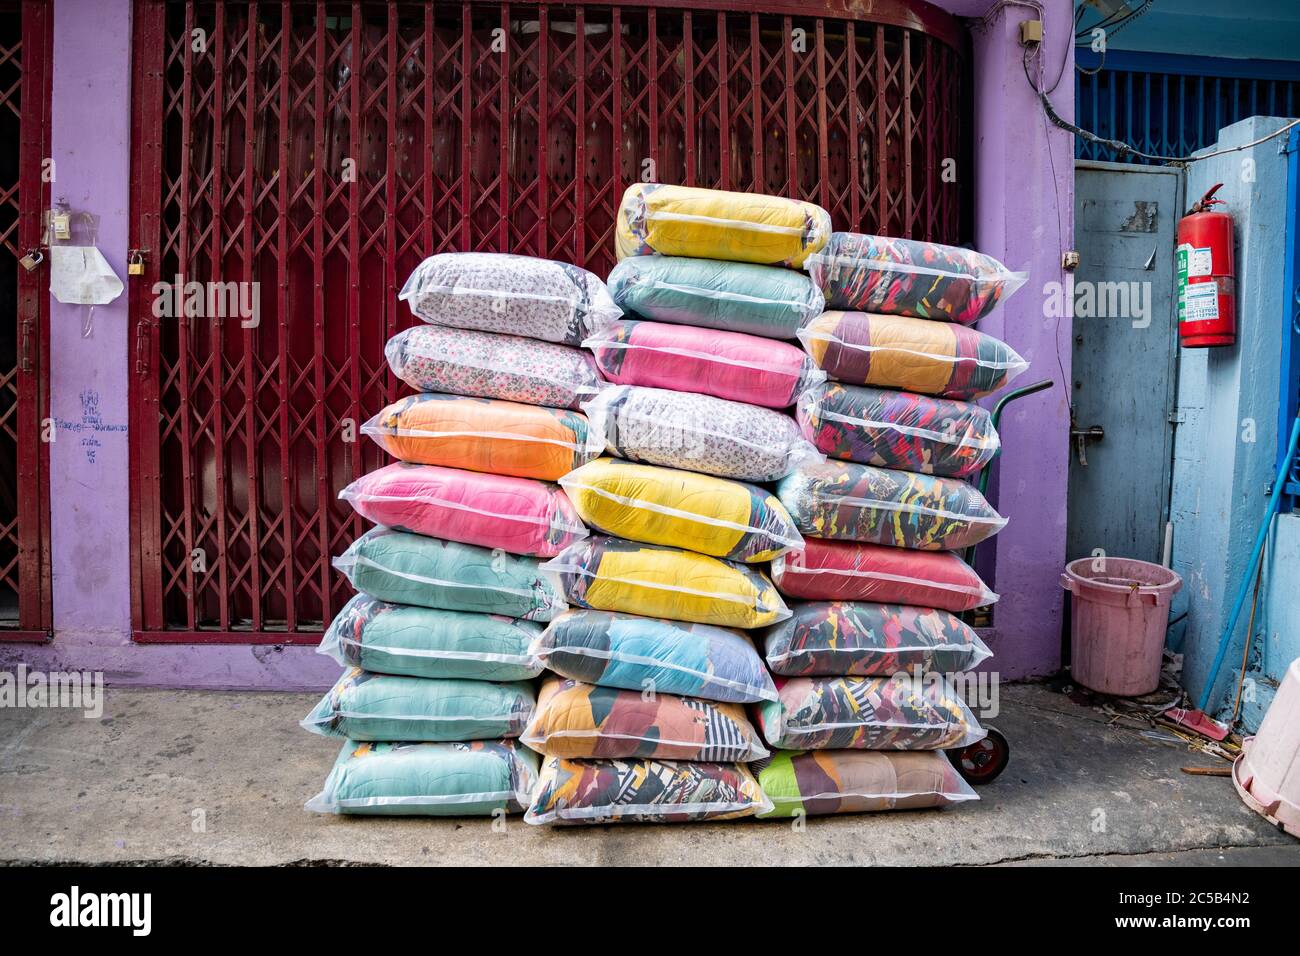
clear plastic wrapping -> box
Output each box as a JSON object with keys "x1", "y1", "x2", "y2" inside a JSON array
[
  {"x1": 755, "y1": 750, "x2": 977, "y2": 818},
  {"x1": 362, "y1": 392, "x2": 605, "y2": 482},
  {"x1": 770, "y1": 538, "x2": 997, "y2": 613},
  {"x1": 614, "y1": 182, "x2": 832, "y2": 268},
  {"x1": 757, "y1": 673, "x2": 986, "y2": 750},
  {"x1": 305, "y1": 739, "x2": 539, "y2": 817},
  {"x1": 318, "y1": 594, "x2": 544, "y2": 682},
  {"x1": 797, "y1": 382, "x2": 999, "y2": 478},
  {"x1": 806, "y1": 232, "x2": 1027, "y2": 326},
  {"x1": 300, "y1": 668, "x2": 536, "y2": 742},
  {"x1": 525, "y1": 755, "x2": 771, "y2": 825},
  {"x1": 799, "y1": 310, "x2": 1028, "y2": 400},
  {"x1": 520, "y1": 677, "x2": 769, "y2": 762},
  {"x1": 558, "y1": 458, "x2": 802, "y2": 564},
  {"x1": 542, "y1": 534, "x2": 790, "y2": 630},
  {"x1": 333, "y1": 527, "x2": 567, "y2": 621},
  {"x1": 762, "y1": 600, "x2": 993, "y2": 677},
  {"x1": 777, "y1": 460, "x2": 1007, "y2": 551},
  {"x1": 398, "y1": 251, "x2": 621, "y2": 346},
  {"x1": 606, "y1": 254, "x2": 824, "y2": 339},
  {"x1": 584, "y1": 319, "x2": 824, "y2": 409},
  {"x1": 532, "y1": 609, "x2": 777, "y2": 704},
  {"x1": 385, "y1": 324, "x2": 606, "y2": 410},
  {"x1": 340, "y1": 461, "x2": 587, "y2": 558},
  {"x1": 582, "y1": 384, "x2": 822, "y2": 483}
]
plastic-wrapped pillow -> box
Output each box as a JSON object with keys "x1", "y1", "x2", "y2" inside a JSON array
[
  {"x1": 525, "y1": 755, "x2": 771, "y2": 825},
  {"x1": 340, "y1": 462, "x2": 586, "y2": 557},
  {"x1": 543, "y1": 535, "x2": 789, "y2": 629},
  {"x1": 757, "y1": 673, "x2": 985, "y2": 750},
  {"x1": 583, "y1": 385, "x2": 821, "y2": 482},
  {"x1": 334, "y1": 527, "x2": 566, "y2": 621},
  {"x1": 532, "y1": 609, "x2": 776, "y2": 703},
  {"x1": 770, "y1": 538, "x2": 996, "y2": 613},
  {"x1": 398, "y1": 252, "x2": 621, "y2": 346},
  {"x1": 385, "y1": 325, "x2": 605, "y2": 410},
  {"x1": 799, "y1": 311, "x2": 1027, "y2": 400},
  {"x1": 755, "y1": 750, "x2": 977, "y2": 818},
  {"x1": 363, "y1": 393, "x2": 603, "y2": 481},
  {"x1": 762, "y1": 601, "x2": 992, "y2": 677},
  {"x1": 306, "y1": 740, "x2": 539, "y2": 816},
  {"x1": 521, "y1": 677, "x2": 768, "y2": 762},
  {"x1": 584, "y1": 319, "x2": 823, "y2": 409},
  {"x1": 797, "y1": 382, "x2": 999, "y2": 478},
  {"x1": 318, "y1": 594, "x2": 543, "y2": 681},
  {"x1": 807, "y1": 232, "x2": 1026, "y2": 325},
  {"x1": 615, "y1": 183, "x2": 832, "y2": 268},
  {"x1": 559, "y1": 458, "x2": 801, "y2": 563},
  {"x1": 606, "y1": 255, "x2": 824, "y2": 339},
  {"x1": 778, "y1": 460, "x2": 1007, "y2": 551},
  {"x1": 301, "y1": 669, "x2": 536, "y2": 742}
]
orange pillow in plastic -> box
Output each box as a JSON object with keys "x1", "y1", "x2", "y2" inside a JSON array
[{"x1": 364, "y1": 393, "x2": 603, "y2": 481}]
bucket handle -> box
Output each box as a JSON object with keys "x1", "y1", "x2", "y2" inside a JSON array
[{"x1": 1060, "y1": 573, "x2": 1167, "y2": 606}]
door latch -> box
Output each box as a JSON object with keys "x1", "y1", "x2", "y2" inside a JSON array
[{"x1": 1070, "y1": 426, "x2": 1105, "y2": 466}]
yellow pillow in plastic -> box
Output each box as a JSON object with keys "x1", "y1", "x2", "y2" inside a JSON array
[
  {"x1": 558, "y1": 459, "x2": 802, "y2": 563},
  {"x1": 615, "y1": 183, "x2": 832, "y2": 269},
  {"x1": 543, "y1": 535, "x2": 789, "y2": 629}
]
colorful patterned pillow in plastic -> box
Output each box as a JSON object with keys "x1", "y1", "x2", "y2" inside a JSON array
[
  {"x1": 755, "y1": 750, "x2": 977, "y2": 818},
  {"x1": 583, "y1": 384, "x2": 821, "y2": 482},
  {"x1": 806, "y1": 232, "x2": 1026, "y2": 326},
  {"x1": 363, "y1": 393, "x2": 603, "y2": 482},
  {"x1": 615, "y1": 183, "x2": 832, "y2": 268},
  {"x1": 333, "y1": 527, "x2": 566, "y2": 621},
  {"x1": 318, "y1": 594, "x2": 544, "y2": 681},
  {"x1": 762, "y1": 600, "x2": 992, "y2": 677},
  {"x1": 799, "y1": 311, "x2": 1028, "y2": 400},
  {"x1": 558, "y1": 458, "x2": 801, "y2": 564},
  {"x1": 532, "y1": 609, "x2": 777, "y2": 703},
  {"x1": 544, "y1": 535, "x2": 789, "y2": 629},
  {"x1": 797, "y1": 382, "x2": 999, "y2": 478},
  {"x1": 777, "y1": 460, "x2": 1007, "y2": 551},
  {"x1": 607, "y1": 255, "x2": 824, "y2": 340},
  {"x1": 521, "y1": 677, "x2": 768, "y2": 762},
  {"x1": 340, "y1": 461, "x2": 586, "y2": 558},
  {"x1": 584, "y1": 319, "x2": 824, "y2": 409},
  {"x1": 757, "y1": 673, "x2": 985, "y2": 750},
  {"x1": 301, "y1": 668, "x2": 536, "y2": 742},
  {"x1": 385, "y1": 325, "x2": 605, "y2": 410},
  {"x1": 770, "y1": 538, "x2": 996, "y2": 613},
  {"x1": 525, "y1": 755, "x2": 771, "y2": 825},
  {"x1": 306, "y1": 740, "x2": 540, "y2": 816},
  {"x1": 398, "y1": 251, "x2": 621, "y2": 346}
]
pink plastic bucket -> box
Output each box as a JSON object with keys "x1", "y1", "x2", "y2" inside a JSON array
[
  {"x1": 1233, "y1": 657, "x2": 1300, "y2": 838},
  {"x1": 1060, "y1": 557, "x2": 1182, "y2": 697}
]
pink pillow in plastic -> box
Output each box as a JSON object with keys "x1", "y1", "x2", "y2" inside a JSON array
[{"x1": 341, "y1": 461, "x2": 586, "y2": 558}]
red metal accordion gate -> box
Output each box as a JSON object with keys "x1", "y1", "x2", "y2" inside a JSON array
[
  {"x1": 0, "y1": 0, "x2": 52, "y2": 642},
  {"x1": 128, "y1": 0, "x2": 970, "y2": 642}
]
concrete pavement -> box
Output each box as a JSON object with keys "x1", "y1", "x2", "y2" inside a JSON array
[{"x1": 1, "y1": 682, "x2": 1296, "y2": 866}]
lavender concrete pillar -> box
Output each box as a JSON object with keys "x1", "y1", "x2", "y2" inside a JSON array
[{"x1": 961, "y1": 0, "x2": 1075, "y2": 678}]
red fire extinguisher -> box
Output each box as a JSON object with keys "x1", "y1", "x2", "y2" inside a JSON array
[{"x1": 1176, "y1": 183, "x2": 1236, "y2": 348}]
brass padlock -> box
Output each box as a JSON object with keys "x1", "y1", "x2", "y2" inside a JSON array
[
  {"x1": 19, "y1": 248, "x2": 44, "y2": 272},
  {"x1": 127, "y1": 249, "x2": 145, "y2": 276}
]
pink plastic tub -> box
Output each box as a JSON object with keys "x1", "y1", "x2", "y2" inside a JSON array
[
  {"x1": 1060, "y1": 557, "x2": 1182, "y2": 697},
  {"x1": 1233, "y1": 657, "x2": 1300, "y2": 838}
]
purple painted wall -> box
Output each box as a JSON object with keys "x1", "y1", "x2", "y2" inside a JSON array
[
  {"x1": 3, "y1": 0, "x2": 1072, "y2": 688},
  {"x1": 964, "y1": 0, "x2": 1075, "y2": 678}
]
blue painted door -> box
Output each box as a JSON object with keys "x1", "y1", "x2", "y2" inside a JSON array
[{"x1": 1067, "y1": 161, "x2": 1184, "y2": 563}]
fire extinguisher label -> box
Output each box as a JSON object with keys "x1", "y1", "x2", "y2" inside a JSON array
[
  {"x1": 1183, "y1": 282, "x2": 1219, "y2": 323},
  {"x1": 1188, "y1": 246, "x2": 1214, "y2": 278}
]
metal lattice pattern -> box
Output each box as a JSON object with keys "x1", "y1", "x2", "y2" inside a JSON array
[
  {"x1": 1, "y1": 0, "x2": 51, "y2": 637},
  {"x1": 132, "y1": 0, "x2": 968, "y2": 638}
]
